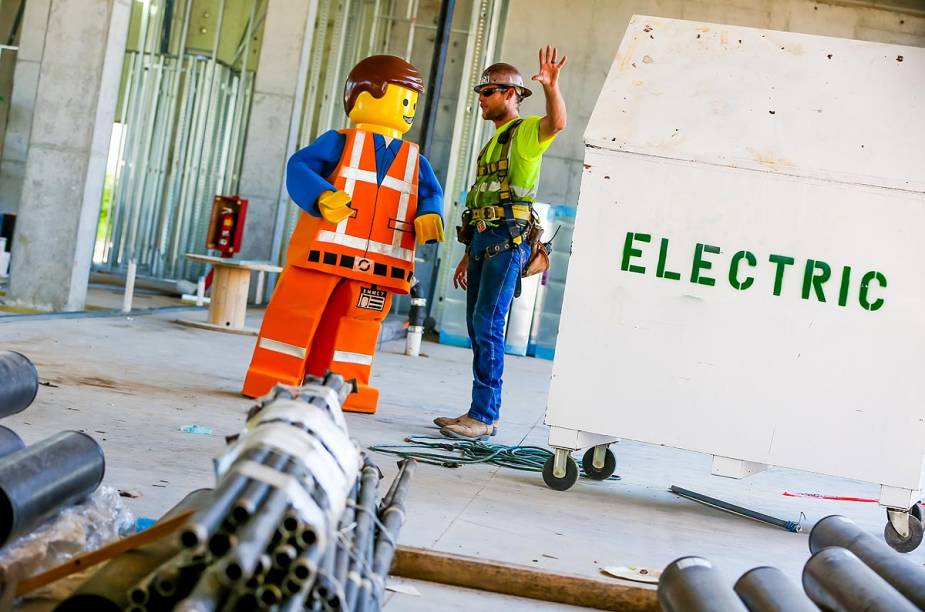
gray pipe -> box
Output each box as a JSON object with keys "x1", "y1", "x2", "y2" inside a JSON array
[
  {"x1": 180, "y1": 447, "x2": 270, "y2": 549},
  {"x1": 803, "y1": 546, "x2": 917, "y2": 611},
  {"x1": 344, "y1": 460, "x2": 381, "y2": 610},
  {"x1": 366, "y1": 459, "x2": 417, "y2": 610},
  {"x1": 658, "y1": 556, "x2": 749, "y2": 612},
  {"x1": 809, "y1": 514, "x2": 925, "y2": 607},
  {"x1": 55, "y1": 488, "x2": 213, "y2": 612},
  {"x1": 219, "y1": 463, "x2": 294, "y2": 585},
  {"x1": 174, "y1": 563, "x2": 228, "y2": 612},
  {"x1": 0, "y1": 426, "x2": 23, "y2": 458},
  {"x1": 0, "y1": 431, "x2": 104, "y2": 547},
  {"x1": 734, "y1": 566, "x2": 816, "y2": 612},
  {"x1": 0, "y1": 350, "x2": 38, "y2": 417}
]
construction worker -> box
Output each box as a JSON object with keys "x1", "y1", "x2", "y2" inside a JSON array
[
  {"x1": 435, "y1": 47, "x2": 568, "y2": 440},
  {"x1": 242, "y1": 55, "x2": 445, "y2": 413}
]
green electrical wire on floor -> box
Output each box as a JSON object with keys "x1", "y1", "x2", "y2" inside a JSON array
[{"x1": 368, "y1": 436, "x2": 621, "y2": 481}]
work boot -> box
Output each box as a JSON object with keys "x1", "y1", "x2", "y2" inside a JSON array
[
  {"x1": 432, "y1": 414, "x2": 463, "y2": 428},
  {"x1": 433, "y1": 414, "x2": 499, "y2": 435},
  {"x1": 440, "y1": 416, "x2": 495, "y2": 441}
]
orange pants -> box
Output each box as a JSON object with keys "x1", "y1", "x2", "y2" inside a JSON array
[{"x1": 241, "y1": 266, "x2": 393, "y2": 413}]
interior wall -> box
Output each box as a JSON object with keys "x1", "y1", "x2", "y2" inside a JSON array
[{"x1": 498, "y1": 0, "x2": 925, "y2": 208}]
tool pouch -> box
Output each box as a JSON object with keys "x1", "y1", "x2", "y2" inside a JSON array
[
  {"x1": 522, "y1": 212, "x2": 551, "y2": 278},
  {"x1": 456, "y1": 209, "x2": 474, "y2": 246}
]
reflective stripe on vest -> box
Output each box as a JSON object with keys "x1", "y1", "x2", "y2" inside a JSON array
[{"x1": 313, "y1": 129, "x2": 420, "y2": 263}]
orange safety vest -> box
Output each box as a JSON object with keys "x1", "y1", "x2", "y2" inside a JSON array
[{"x1": 286, "y1": 129, "x2": 420, "y2": 294}]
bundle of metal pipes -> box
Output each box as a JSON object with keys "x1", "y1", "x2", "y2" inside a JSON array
[
  {"x1": 658, "y1": 514, "x2": 925, "y2": 611},
  {"x1": 59, "y1": 373, "x2": 416, "y2": 611}
]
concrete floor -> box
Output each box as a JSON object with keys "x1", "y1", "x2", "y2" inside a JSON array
[{"x1": 2, "y1": 306, "x2": 923, "y2": 609}]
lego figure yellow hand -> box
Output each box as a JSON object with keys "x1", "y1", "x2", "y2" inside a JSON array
[
  {"x1": 317, "y1": 190, "x2": 355, "y2": 224},
  {"x1": 414, "y1": 213, "x2": 445, "y2": 244}
]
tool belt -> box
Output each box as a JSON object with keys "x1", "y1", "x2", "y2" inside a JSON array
[
  {"x1": 468, "y1": 204, "x2": 532, "y2": 223},
  {"x1": 456, "y1": 118, "x2": 552, "y2": 287},
  {"x1": 460, "y1": 204, "x2": 552, "y2": 284}
]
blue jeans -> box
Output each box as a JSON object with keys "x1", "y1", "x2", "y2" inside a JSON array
[{"x1": 466, "y1": 227, "x2": 529, "y2": 425}]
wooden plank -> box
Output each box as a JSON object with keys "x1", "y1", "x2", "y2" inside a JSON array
[
  {"x1": 390, "y1": 546, "x2": 660, "y2": 611},
  {"x1": 15, "y1": 509, "x2": 193, "y2": 596},
  {"x1": 174, "y1": 319, "x2": 258, "y2": 336},
  {"x1": 184, "y1": 253, "x2": 282, "y2": 273}
]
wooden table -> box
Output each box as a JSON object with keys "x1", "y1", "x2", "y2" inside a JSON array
[{"x1": 176, "y1": 254, "x2": 281, "y2": 335}]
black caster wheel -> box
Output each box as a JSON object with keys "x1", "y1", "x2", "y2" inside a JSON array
[
  {"x1": 543, "y1": 454, "x2": 579, "y2": 491},
  {"x1": 884, "y1": 511, "x2": 924, "y2": 553},
  {"x1": 581, "y1": 446, "x2": 616, "y2": 480},
  {"x1": 912, "y1": 502, "x2": 923, "y2": 522}
]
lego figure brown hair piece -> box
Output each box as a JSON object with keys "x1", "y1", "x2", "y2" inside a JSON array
[{"x1": 343, "y1": 54, "x2": 425, "y2": 115}]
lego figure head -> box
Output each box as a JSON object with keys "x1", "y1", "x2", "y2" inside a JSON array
[{"x1": 344, "y1": 55, "x2": 424, "y2": 138}]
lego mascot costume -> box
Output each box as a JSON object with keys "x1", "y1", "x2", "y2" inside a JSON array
[{"x1": 242, "y1": 55, "x2": 444, "y2": 413}]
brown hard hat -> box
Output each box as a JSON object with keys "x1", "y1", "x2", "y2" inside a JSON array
[{"x1": 473, "y1": 63, "x2": 532, "y2": 98}]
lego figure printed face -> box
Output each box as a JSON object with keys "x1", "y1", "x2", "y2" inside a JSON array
[{"x1": 348, "y1": 84, "x2": 419, "y2": 136}]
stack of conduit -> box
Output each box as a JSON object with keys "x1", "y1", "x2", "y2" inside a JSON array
[
  {"x1": 0, "y1": 351, "x2": 106, "y2": 552},
  {"x1": 57, "y1": 373, "x2": 417, "y2": 612},
  {"x1": 658, "y1": 514, "x2": 925, "y2": 611}
]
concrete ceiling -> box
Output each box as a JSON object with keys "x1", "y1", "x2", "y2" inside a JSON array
[{"x1": 126, "y1": 0, "x2": 266, "y2": 71}]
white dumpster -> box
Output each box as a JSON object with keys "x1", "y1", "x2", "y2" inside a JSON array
[{"x1": 543, "y1": 15, "x2": 925, "y2": 551}]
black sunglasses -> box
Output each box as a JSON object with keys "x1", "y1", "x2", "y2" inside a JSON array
[{"x1": 478, "y1": 86, "x2": 511, "y2": 97}]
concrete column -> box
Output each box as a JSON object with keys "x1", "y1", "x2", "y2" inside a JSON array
[
  {"x1": 7, "y1": 0, "x2": 131, "y2": 311},
  {"x1": 0, "y1": 0, "x2": 52, "y2": 215},
  {"x1": 237, "y1": 0, "x2": 314, "y2": 264}
]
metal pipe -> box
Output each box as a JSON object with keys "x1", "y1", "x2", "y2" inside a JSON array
[
  {"x1": 368, "y1": 459, "x2": 416, "y2": 608},
  {"x1": 169, "y1": 58, "x2": 207, "y2": 276},
  {"x1": 344, "y1": 460, "x2": 381, "y2": 609},
  {"x1": 55, "y1": 489, "x2": 213, "y2": 612},
  {"x1": 181, "y1": 0, "x2": 226, "y2": 276},
  {"x1": 0, "y1": 426, "x2": 24, "y2": 458},
  {"x1": 427, "y1": 0, "x2": 492, "y2": 325},
  {"x1": 159, "y1": 53, "x2": 194, "y2": 272},
  {"x1": 281, "y1": 509, "x2": 301, "y2": 536},
  {"x1": 267, "y1": 0, "x2": 321, "y2": 288},
  {"x1": 219, "y1": 466, "x2": 294, "y2": 586},
  {"x1": 273, "y1": 544, "x2": 298, "y2": 570},
  {"x1": 0, "y1": 431, "x2": 105, "y2": 547},
  {"x1": 221, "y1": 0, "x2": 255, "y2": 195},
  {"x1": 402, "y1": 0, "x2": 419, "y2": 61},
  {"x1": 226, "y1": 451, "x2": 289, "y2": 527},
  {"x1": 670, "y1": 486, "x2": 800, "y2": 533},
  {"x1": 151, "y1": 5, "x2": 193, "y2": 274},
  {"x1": 218, "y1": 588, "x2": 257, "y2": 612},
  {"x1": 124, "y1": 2, "x2": 166, "y2": 262},
  {"x1": 174, "y1": 563, "x2": 228, "y2": 612},
  {"x1": 335, "y1": 483, "x2": 358, "y2": 586},
  {"x1": 0, "y1": 350, "x2": 38, "y2": 417},
  {"x1": 180, "y1": 447, "x2": 270, "y2": 549},
  {"x1": 803, "y1": 546, "x2": 917, "y2": 611},
  {"x1": 121, "y1": 259, "x2": 137, "y2": 313},
  {"x1": 658, "y1": 556, "x2": 749, "y2": 612},
  {"x1": 418, "y1": 0, "x2": 455, "y2": 158},
  {"x1": 255, "y1": 583, "x2": 282, "y2": 607},
  {"x1": 100, "y1": 52, "x2": 135, "y2": 266},
  {"x1": 375, "y1": 14, "x2": 467, "y2": 35},
  {"x1": 128, "y1": 51, "x2": 166, "y2": 264},
  {"x1": 113, "y1": 0, "x2": 154, "y2": 266},
  {"x1": 809, "y1": 515, "x2": 925, "y2": 607},
  {"x1": 734, "y1": 566, "x2": 816, "y2": 612}
]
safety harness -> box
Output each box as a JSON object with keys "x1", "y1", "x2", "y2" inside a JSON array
[{"x1": 460, "y1": 119, "x2": 536, "y2": 259}]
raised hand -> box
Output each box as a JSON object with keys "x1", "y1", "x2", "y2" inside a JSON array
[{"x1": 531, "y1": 46, "x2": 567, "y2": 89}]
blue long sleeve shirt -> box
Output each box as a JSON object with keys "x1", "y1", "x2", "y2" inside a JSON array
[{"x1": 286, "y1": 130, "x2": 444, "y2": 221}]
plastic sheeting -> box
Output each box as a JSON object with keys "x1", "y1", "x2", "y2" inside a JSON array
[{"x1": 0, "y1": 486, "x2": 135, "y2": 603}]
